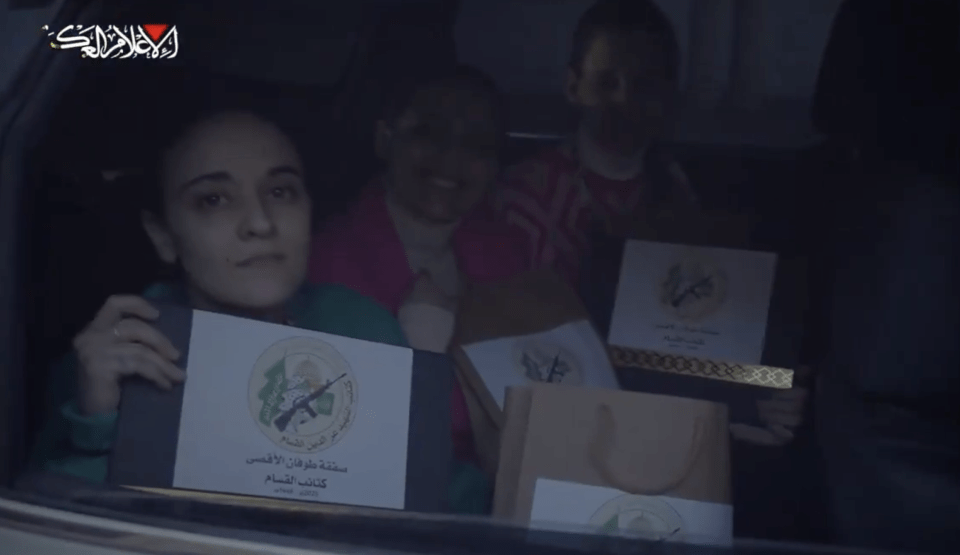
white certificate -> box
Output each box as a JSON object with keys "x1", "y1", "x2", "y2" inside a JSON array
[
  {"x1": 171, "y1": 310, "x2": 413, "y2": 510},
  {"x1": 609, "y1": 240, "x2": 777, "y2": 365},
  {"x1": 462, "y1": 320, "x2": 620, "y2": 410}
]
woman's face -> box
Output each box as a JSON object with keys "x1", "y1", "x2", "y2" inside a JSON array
[
  {"x1": 144, "y1": 113, "x2": 311, "y2": 313},
  {"x1": 567, "y1": 31, "x2": 679, "y2": 156},
  {"x1": 378, "y1": 83, "x2": 500, "y2": 224}
]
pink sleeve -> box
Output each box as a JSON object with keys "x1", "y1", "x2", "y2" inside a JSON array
[
  {"x1": 308, "y1": 226, "x2": 388, "y2": 310},
  {"x1": 307, "y1": 232, "x2": 333, "y2": 284},
  {"x1": 307, "y1": 228, "x2": 360, "y2": 286},
  {"x1": 500, "y1": 225, "x2": 533, "y2": 275},
  {"x1": 497, "y1": 160, "x2": 559, "y2": 273}
]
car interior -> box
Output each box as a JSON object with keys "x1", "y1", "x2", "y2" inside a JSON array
[{"x1": 1, "y1": 0, "x2": 957, "y2": 551}]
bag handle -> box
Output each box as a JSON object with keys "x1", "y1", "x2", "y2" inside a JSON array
[{"x1": 587, "y1": 403, "x2": 709, "y2": 495}]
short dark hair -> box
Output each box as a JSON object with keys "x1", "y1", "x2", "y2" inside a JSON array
[
  {"x1": 380, "y1": 64, "x2": 505, "y2": 132},
  {"x1": 569, "y1": 0, "x2": 680, "y2": 81}
]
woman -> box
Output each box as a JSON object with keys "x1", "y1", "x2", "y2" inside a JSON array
[{"x1": 29, "y1": 111, "x2": 407, "y2": 484}]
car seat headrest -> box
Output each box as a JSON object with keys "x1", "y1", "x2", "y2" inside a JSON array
[
  {"x1": 333, "y1": 1, "x2": 458, "y2": 138},
  {"x1": 812, "y1": 0, "x2": 959, "y2": 168}
]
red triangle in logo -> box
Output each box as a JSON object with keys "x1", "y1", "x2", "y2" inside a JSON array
[{"x1": 142, "y1": 24, "x2": 169, "y2": 43}]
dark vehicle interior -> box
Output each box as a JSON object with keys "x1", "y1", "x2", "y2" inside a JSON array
[{"x1": 1, "y1": 0, "x2": 957, "y2": 552}]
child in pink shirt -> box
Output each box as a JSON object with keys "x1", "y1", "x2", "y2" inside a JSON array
[{"x1": 309, "y1": 65, "x2": 527, "y2": 513}]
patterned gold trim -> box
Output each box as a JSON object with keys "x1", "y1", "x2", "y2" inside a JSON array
[{"x1": 608, "y1": 345, "x2": 794, "y2": 389}]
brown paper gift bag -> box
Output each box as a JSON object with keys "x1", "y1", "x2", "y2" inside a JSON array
[
  {"x1": 493, "y1": 383, "x2": 731, "y2": 525},
  {"x1": 452, "y1": 269, "x2": 601, "y2": 476}
]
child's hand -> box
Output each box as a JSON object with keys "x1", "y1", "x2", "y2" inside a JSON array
[
  {"x1": 405, "y1": 272, "x2": 458, "y2": 312},
  {"x1": 73, "y1": 295, "x2": 184, "y2": 416},
  {"x1": 730, "y1": 367, "x2": 810, "y2": 446}
]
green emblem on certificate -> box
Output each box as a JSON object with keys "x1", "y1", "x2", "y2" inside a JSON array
[
  {"x1": 658, "y1": 257, "x2": 729, "y2": 323},
  {"x1": 589, "y1": 494, "x2": 685, "y2": 541},
  {"x1": 248, "y1": 337, "x2": 358, "y2": 453}
]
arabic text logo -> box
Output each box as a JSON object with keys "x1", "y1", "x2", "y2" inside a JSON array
[{"x1": 42, "y1": 24, "x2": 178, "y2": 59}]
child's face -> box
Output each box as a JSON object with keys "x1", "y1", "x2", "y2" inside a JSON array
[
  {"x1": 144, "y1": 113, "x2": 312, "y2": 312},
  {"x1": 567, "y1": 30, "x2": 679, "y2": 156},
  {"x1": 378, "y1": 83, "x2": 500, "y2": 224}
]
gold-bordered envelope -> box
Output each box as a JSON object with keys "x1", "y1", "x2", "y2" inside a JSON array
[{"x1": 582, "y1": 208, "x2": 807, "y2": 397}]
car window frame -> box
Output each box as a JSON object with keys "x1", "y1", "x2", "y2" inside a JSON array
[{"x1": 0, "y1": 0, "x2": 100, "y2": 488}]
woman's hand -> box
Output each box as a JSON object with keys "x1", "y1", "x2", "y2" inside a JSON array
[
  {"x1": 398, "y1": 272, "x2": 458, "y2": 353},
  {"x1": 73, "y1": 295, "x2": 185, "y2": 416},
  {"x1": 729, "y1": 367, "x2": 811, "y2": 446}
]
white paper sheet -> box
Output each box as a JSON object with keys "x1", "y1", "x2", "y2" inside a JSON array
[
  {"x1": 609, "y1": 240, "x2": 777, "y2": 365},
  {"x1": 529, "y1": 478, "x2": 733, "y2": 546},
  {"x1": 462, "y1": 320, "x2": 620, "y2": 410},
  {"x1": 172, "y1": 310, "x2": 413, "y2": 510}
]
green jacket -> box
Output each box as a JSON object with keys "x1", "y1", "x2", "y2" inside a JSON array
[{"x1": 28, "y1": 282, "x2": 491, "y2": 514}]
